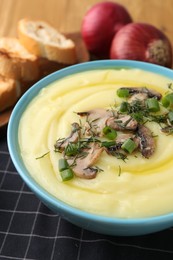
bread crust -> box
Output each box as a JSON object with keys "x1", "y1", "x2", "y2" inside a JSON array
[
  {"x1": 0, "y1": 76, "x2": 21, "y2": 112},
  {"x1": 0, "y1": 37, "x2": 39, "y2": 81},
  {"x1": 18, "y1": 18, "x2": 77, "y2": 64}
]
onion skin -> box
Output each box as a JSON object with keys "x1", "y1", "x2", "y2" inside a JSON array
[
  {"x1": 110, "y1": 23, "x2": 173, "y2": 68},
  {"x1": 81, "y1": 1, "x2": 132, "y2": 57}
]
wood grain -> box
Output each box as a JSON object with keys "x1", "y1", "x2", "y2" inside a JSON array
[
  {"x1": 0, "y1": 0, "x2": 172, "y2": 44},
  {"x1": 0, "y1": 0, "x2": 173, "y2": 129}
]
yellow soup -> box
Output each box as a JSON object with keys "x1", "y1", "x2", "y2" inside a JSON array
[{"x1": 19, "y1": 68, "x2": 173, "y2": 218}]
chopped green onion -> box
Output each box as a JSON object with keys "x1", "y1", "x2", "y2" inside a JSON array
[
  {"x1": 117, "y1": 88, "x2": 130, "y2": 98},
  {"x1": 58, "y1": 158, "x2": 69, "y2": 172},
  {"x1": 101, "y1": 141, "x2": 116, "y2": 148},
  {"x1": 121, "y1": 138, "x2": 137, "y2": 154},
  {"x1": 168, "y1": 111, "x2": 173, "y2": 124},
  {"x1": 60, "y1": 168, "x2": 74, "y2": 181},
  {"x1": 162, "y1": 93, "x2": 173, "y2": 108},
  {"x1": 161, "y1": 96, "x2": 170, "y2": 107},
  {"x1": 119, "y1": 101, "x2": 129, "y2": 112},
  {"x1": 146, "y1": 98, "x2": 160, "y2": 112},
  {"x1": 103, "y1": 126, "x2": 117, "y2": 140},
  {"x1": 58, "y1": 158, "x2": 74, "y2": 181}
]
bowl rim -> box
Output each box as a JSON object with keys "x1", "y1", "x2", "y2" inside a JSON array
[{"x1": 7, "y1": 59, "x2": 173, "y2": 225}]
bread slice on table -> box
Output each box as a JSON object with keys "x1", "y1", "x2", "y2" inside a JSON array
[
  {"x1": 0, "y1": 37, "x2": 39, "y2": 81},
  {"x1": 18, "y1": 18, "x2": 77, "y2": 64},
  {"x1": 0, "y1": 76, "x2": 21, "y2": 112}
]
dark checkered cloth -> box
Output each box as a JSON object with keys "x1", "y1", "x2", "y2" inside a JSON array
[{"x1": 1, "y1": 127, "x2": 173, "y2": 260}]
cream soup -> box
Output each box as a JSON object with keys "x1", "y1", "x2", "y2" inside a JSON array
[{"x1": 19, "y1": 69, "x2": 173, "y2": 218}]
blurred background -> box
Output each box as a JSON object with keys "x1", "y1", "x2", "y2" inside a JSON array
[
  {"x1": 0, "y1": 0, "x2": 172, "y2": 45},
  {"x1": 0, "y1": 0, "x2": 173, "y2": 129}
]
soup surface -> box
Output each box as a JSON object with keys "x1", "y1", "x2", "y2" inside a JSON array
[{"x1": 19, "y1": 68, "x2": 173, "y2": 218}]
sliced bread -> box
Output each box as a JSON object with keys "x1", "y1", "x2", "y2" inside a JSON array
[
  {"x1": 0, "y1": 37, "x2": 39, "y2": 81},
  {"x1": 0, "y1": 76, "x2": 21, "y2": 112},
  {"x1": 18, "y1": 18, "x2": 77, "y2": 64}
]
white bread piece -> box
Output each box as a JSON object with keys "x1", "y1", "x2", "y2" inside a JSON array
[
  {"x1": 0, "y1": 76, "x2": 21, "y2": 112},
  {"x1": 0, "y1": 37, "x2": 39, "y2": 81},
  {"x1": 18, "y1": 18, "x2": 77, "y2": 64}
]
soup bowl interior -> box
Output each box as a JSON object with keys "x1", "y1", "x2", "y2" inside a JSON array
[{"x1": 7, "y1": 60, "x2": 173, "y2": 236}]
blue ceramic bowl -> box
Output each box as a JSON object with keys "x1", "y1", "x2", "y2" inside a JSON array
[{"x1": 7, "y1": 60, "x2": 173, "y2": 236}]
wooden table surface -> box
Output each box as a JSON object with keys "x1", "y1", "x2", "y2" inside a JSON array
[
  {"x1": 0, "y1": 0, "x2": 173, "y2": 45},
  {"x1": 0, "y1": 0, "x2": 173, "y2": 128}
]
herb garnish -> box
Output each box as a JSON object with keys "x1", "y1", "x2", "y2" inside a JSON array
[
  {"x1": 36, "y1": 151, "x2": 50, "y2": 160},
  {"x1": 54, "y1": 85, "x2": 173, "y2": 181},
  {"x1": 118, "y1": 165, "x2": 122, "y2": 177}
]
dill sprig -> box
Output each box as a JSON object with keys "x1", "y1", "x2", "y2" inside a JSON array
[
  {"x1": 108, "y1": 150, "x2": 128, "y2": 162},
  {"x1": 125, "y1": 100, "x2": 149, "y2": 123},
  {"x1": 36, "y1": 151, "x2": 50, "y2": 160},
  {"x1": 118, "y1": 165, "x2": 122, "y2": 176},
  {"x1": 64, "y1": 141, "x2": 90, "y2": 157}
]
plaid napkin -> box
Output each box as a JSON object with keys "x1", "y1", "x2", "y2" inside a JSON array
[{"x1": 0, "y1": 131, "x2": 173, "y2": 260}]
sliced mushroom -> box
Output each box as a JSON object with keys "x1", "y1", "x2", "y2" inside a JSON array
[
  {"x1": 106, "y1": 115, "x2": 138, "y2": 131},
  {"x1": 78, "y1": 108, "x2": 138, "y2": 133},
  {"x1": 118, "y1": 87, "x2": 162, "y2": 100},
  {"x1": 68, "y1": 142, "x2": 104, "y2": 179},
  {"x1": 116, "y1": 133, "x2": 136, "y2": 143},
  {"x1": 161, "y1": 126, "x2": 173, "y2": 134},
  {"x1": 75, "y1": 167, "x2": 98, "y2": 179},
  {"x1": 77, "y1": 108, "x2": 114, "y2": 136},
  {"x1": 128, "y1": 92, "x2": 148, "y2": 104},
  {"x1": 55, "y1": 122, "x2": 80, "y2": 151},
  {"x1": 137, "y1": 124, "x2": 155, "y2": 158}
]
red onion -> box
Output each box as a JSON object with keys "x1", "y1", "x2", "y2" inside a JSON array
[
  {"x1": 81, "y1": 1, "x2": 132, "y2": 57},
  {"x1": 110, "y1": 22, "x2": 172, "y2": 68}
]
